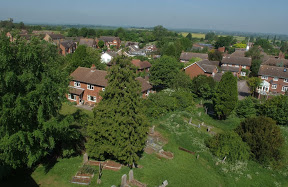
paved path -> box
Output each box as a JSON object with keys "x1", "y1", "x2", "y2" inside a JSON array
[{"x1": 238, "y1": 80, "x2": 250, "y2": 100}]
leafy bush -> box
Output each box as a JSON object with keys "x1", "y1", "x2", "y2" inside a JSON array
[
  {"x1": 259, "y1": 95, "x2": 288, "y2": 126},
  {"x1": 206, "y1": 131, "x2": 250, "y2": 162},
  {"x1": 144, "y1": 89, "x2": 194, "y2": 118},
  {"x1": 235, "y1": 97, "x2": 257, "y2": 118},
  {"x1": 235, "y1": 116, "x2": 284, "y2": 164}
]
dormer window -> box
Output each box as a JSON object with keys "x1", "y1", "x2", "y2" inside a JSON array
[
  {"x1": 273, "y1": 77, "x2": 278, "y2": 81},
  {"x1": 74, "y1": 81, "x2": 80, "y2": 87},
  {"x1": 87, "y1": 84, "x2": 94, "y2": 90}
]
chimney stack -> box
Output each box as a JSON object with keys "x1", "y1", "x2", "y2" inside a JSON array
[{"x1": 91, "y1": 64, "x2": 96, "y2": 71}]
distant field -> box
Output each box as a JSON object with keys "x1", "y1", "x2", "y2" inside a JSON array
[
  {"x1": 181, "y1": 32, "x2": 205, "y2": 39},
  {"x1": 181, "y1": 32, "x2": 246, "y2": 41}
]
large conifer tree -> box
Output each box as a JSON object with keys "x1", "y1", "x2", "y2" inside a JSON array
[
  {"x1": 86, "y1": 57, "x2": 148, "y2": 166},
  {"x1": 213, "y1": 72, "x2": 238, "y2": 119}
]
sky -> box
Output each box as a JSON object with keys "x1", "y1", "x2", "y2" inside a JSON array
[{"x1": 0, "y1": 0, "x2": 287, "y2": 34}]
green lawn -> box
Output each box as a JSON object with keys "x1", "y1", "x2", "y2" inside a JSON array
[{"x1": 23, "y1": 107, "x2": 288, "y2": 187}]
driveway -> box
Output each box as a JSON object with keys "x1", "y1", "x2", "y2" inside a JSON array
[{"x1": 238, "y1": 80, "x2": 250, "y2": 100}]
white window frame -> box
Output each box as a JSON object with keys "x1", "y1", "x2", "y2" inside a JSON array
[
  {"x1": 87, "y1": 95, "x2": 96, "y2": 102},
  {"x1": 240, "y1": 71, "x2": 246, "y2": 76},
  {"x1": 282, "y1": 86, "x2": 288, "y2": 92},
  {"x1": 68, "y1": 93, "x2": 76, "y2": 101},
  {"x1": 261, "y1": 76, "x2": 268, "y2": 80},
  {"x1": 74, "y1": 81, "x2": 80, "y2": 87},
  {"x1": 145, "y1": 89, "x2": 150, "y2": 96},
  {"x1": 228, "y1": 64, "x2": 232, "y2": 67},
  {"x1": 222, "y1": 64, "x2": 227, "y2": 66},
  {"x1": 273, "y1": 77, "x2": 278, "y2": 81},
  {"x1": 235, "y1": 65, "x2": 239, "y2": 68},
  {"x1": 87, "y1": 84, "x2": 94, "y2": 90},
  {"x1": 242, "y1": 65, "x2": 246, "y2": 69},
  {"x1": 284, "y1": 79, "x2": 288, "y2": 83},
  {"x1": 271, "y1": 84, "x2": 277, "y2": 89},
  {"x1": 102, "y1": 88, "x2": 105, "y2": 92}
]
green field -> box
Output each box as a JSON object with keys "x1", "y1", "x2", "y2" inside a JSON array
[
  {"x1": 2, "y1": 104, "x2": 287, "y2": 186},
  {"x1": 180, "y1": 32, "x2": 246, "y2": 41}
]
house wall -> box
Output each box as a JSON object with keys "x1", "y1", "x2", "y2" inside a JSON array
[
  {"x1": 185, "y1": 63, "x2": 211, "y2": 78},
  {"x1": 258, "y1": 76, "x2": 288, "y2": 94},
  {"x1": 68, "y1": 81, "x2": 104, "y2": 106}
]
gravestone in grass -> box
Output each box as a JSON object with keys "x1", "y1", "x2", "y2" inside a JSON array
[
  {"x1": 129, "y1": 170, "x2": 134, "y2": 182},
  {"x1": 150, "y1": 126, "x2": 155, "y2": 134},
  {"x1": 121, "y1": 174, "x2": 127, "y2": 187},
  {"x1": 83, "y1": 153, "x2": 88, "y2": 164}
]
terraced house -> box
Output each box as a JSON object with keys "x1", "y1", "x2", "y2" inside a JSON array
[{"x1": 67, "y1": 65, "x2": 153, "y2": 106}]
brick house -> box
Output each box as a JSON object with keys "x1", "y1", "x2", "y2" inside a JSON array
[
  {"x1": 43, "y1": 33, "x2": 65, "y2": 44},
  {"x1": 131, "y1": 59, "x2": 151, "y2": 73},
  {"x1": 257, "y1": 65, "x2": 288, "y2": 95},
  {"x1": 221, "y1": 54, "x2": 251, "y2": 77},
  {"x1": 67, "y1": 65, "x2": 153, "y2": 106},
  {"x1": 184, "y1": 59, "x2": 218, "y2": 79},
  {"x1": 96, "y1": 36, "x2": 121, "y2": 49},
  {"x1": 60, "y1": 40, "x2": 77, "y2": 56},
  {"x1": 180, "y1": 52, "x2": 208, "y2": 62}
]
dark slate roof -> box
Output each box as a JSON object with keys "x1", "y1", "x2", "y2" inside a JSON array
[
  {"x1": 99, "y1": 36, "x2": 120, "y2": 42},
  {"x1": 213, "y1": 72, "x2": 223, "y2": 82},
  {"x1": 60, "y1": 40, "x2": 76, "y2": 49},
  {"x1": 262, "y1": 58, "x2": 288, "y2": 67},
  {"x1": 180, "y1": 52, "x2": 208, "y2": 61},
  {"x1": 197, "y1": 60, "x2": 218, "y2": 73},
  {"x1": 49, "y1": 34, "x2": 65, "y2": 40},
  {"x1": 131, "y1": 59, "x2": 151, "y2": 69},
  {"x1": 221, "y1": 66, "x2": 240, "y2": 72},
  {"x1": 70, "y1": 67, "x2": 108, "y2": 87},
  {"x1": 258, "y1": 65, "x2": 288, "y2": 79},
  {"x1": 69, "y1": 86, "x2": 84, "y2": 95},
  {"x1": 135, "y1": 77, "x2": 153, "y2": 92},
  {"x1": 221, "y1": 56, "x2": 251, "y2": 66},
  {"x1": 79, "y1": 38, "x2": 96, "y2": 47}
]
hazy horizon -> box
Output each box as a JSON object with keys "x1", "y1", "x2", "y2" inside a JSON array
[{"x1": 1, "y1": 0, "x2": 287, "y2": 35}]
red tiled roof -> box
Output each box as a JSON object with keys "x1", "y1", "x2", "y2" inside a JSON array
[
  {"x1": 131, "y1": 59, "x2": 151, "y2": 69},
  {"x1": 135, "y1": 77, "x2": 153, "y2": 92},
  {"x1": 70, "y1": 67, "x2": 108, "y2": 87}
]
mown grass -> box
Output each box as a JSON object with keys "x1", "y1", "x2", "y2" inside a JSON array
[{"x1": 25, "y1": 108, "x2": 288, "y2": 187}]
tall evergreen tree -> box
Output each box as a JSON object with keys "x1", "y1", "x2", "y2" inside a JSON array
[
  {"x1": 213, "y1": 72, "x2": 238, "y2": 119},
  {"x1": 186, "y1": 33, "x2": 192, "y2": 40},
  {"x1": 86, "y1": 57, "x2": 148, "y2": 167}
]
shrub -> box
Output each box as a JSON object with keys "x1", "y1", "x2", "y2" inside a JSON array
[
  {"x1": 235, "y1": 116, "x2": 284, "y2": 164},
  {"x1": 235, "y1": 97, "x2": 257, "y2": 118},
  {"x1": 206, "y1": 131, "x2": 250, "y2": 162}
]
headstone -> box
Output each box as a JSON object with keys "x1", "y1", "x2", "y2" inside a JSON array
[
  {"x1": 201, "y1": 122, "x2": 204, "y2": 126},
  {"x1": 205, "y1": 107, "x2": 208, "y2": 114},
  {"x1": 83, "y1": 153, "x2": 88, "y2": 163},
  {"x1": 163, "y1": 180, "x2": 168, "y2": 186},
  {"x1": 198, "y1": 112, "x2": 201, "y2": 117},
  {"x1": 111, "y1": 185, "x2": 117, "y2": 187},
  {"x1": 132, "y1": 163, "x2": 135, "y2": 168},
  {"x1": 198, "y1": 124, "x2": 200, "y2": 128},
  {"x1": 222, "y1": 156, "x2": 227, "y2": 163},
  {"x1": 189, "y1": 117, "x2": 192, "y2": 124},
  {"x1": 197, "y1": 154, "x2": 200, "y2": 159},
  {"x1": 121, "y1": 174, "x2": 127, "y2": 187},
  {"x1": 97, "y1": 179, "x2": 101, "y2": 184},
  {"x1": 150, "y1": 125, "x2": 155, "y2": 134},
  {"x1": 207, "y1": 127, "x2": 211, "y2": 132},
  {"x1": 129, "y1": 170, "x2": 134, "y2": 182}
]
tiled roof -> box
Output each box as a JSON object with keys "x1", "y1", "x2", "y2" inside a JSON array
[
  {"x1": 131, "y1": 59, "x2": 151, "y2": 69},
  {"x1": 221, "y1": 56, "x2": 251, "y2": 66},
  {"x1": 230, "y1": 50, "x2": 246, "y2": 58},
  {"x1": 60, "y1": 40, "x2": 76, "y2": 49},
  {"x1": 221, "y1": 66, "x2": 240, "y2": 72},
  {"x1": 258, "y1": 65, "x2": 288, "y2": 79},
  {"x1": 69, "y1": 86, "x2": 84, "y2": 95},
  {"x1": 48, "y1": 34, "x2": 64, "y2": 40},
  {"x1": 262, "y1": 58, "x2": 288, "y2": 67},
  {"x1": 213, "y1": 72, "x2": 223, "y2": 82},
  {"x1": 70, "y1": 66, "x2": 153, "y2": 92},
  {"x1": 180, "y1": 52, "x2": 208, "y2": 61},
  {"x1": 70, "y1": 67, "x2": 108, "y2": 87},
  {"x1": 197, "y1": 60, "x2": 218, "y2": 73},
  {"x1": 79, "y1": 38, "x2": 96, "y2": 47},
  {"x1": 136, "y1": 77, "x2": 153, "y2": 92},
  {"x1": 99, "y1": 36, "x2": 120, "y2": 42}
]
